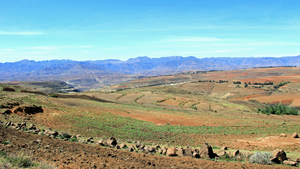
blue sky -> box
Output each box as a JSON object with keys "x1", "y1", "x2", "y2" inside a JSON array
[{"x1": 1, "y1": 0, "x2": 300, "y2": 62}]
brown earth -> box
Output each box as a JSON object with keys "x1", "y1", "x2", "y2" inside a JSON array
[{"x1": 0, "y1": 125, "x2": 292, "y2": 169}]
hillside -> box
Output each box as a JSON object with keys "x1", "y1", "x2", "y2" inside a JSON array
[{"x1": 1, "y1": 55, "x2": 300, "y2": 91}]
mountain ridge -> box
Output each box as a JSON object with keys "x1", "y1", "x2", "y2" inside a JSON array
[{"x1": 1, "y1": 55, "x2": 300, "y2": 90}]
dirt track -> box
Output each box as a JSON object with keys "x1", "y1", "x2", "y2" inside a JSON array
[{"x1": 0, "y1": 125, "x2": 292, "y2": 168}]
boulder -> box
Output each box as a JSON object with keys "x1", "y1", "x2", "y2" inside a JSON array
[
  {"x1": 147, "y1": 146, "x2": 156, "y2": 153},
  {"x1": 296, "y1": 157, "x2": 300, "y2": 163},
  {"x1": 138, "y1": 144, "x2": 145, "y2": 150},
  {"x1": 221, "y1": 146, "x2": 228, "y2": 150},
  {"x1": 176, "y1": 148, "x2": 184, "y2": 157},
  {"x1": 29, "y1": 124, "x2": 36, "y2": 130},
  {"x1": 193, "y1": 152, "x2": 200, "y2": 158},
  {"x1": 115, "y1": 145, "x2": 120, "y2": 149},
  {"x1": 106, "y1": 137, "x2": 117, "y2": 147},
  {"x1": 233, "y1": 150, "x2": 240, "y2": 157},
  {"x1": 97, "y1": 139, "x2": 106, "y2": 146},
  {"x1": 6, "y1": 121, "x2": 11, "y2": 126},
  {"x1": 127, "y1": 145, "x2": 135, "y2": 152},
  {"x1": 217, "y1": 150, "x2": 227, "y2": 157},
  {"x1": 292, "y1": 133, "x2": 299, "y2": 138},
  {"x1": 161, "y1": 147, "x2": 167, "y2": 155},
  {"x1": 271, "y1": 149, "x2": 287, "y2": 163},
  {"x1": 120, "y1": 143, "x2": 127, "y2": 149},
  {"x1": 158, "y1": 149, "x2": 163, "y2": 154},
  {"x1": 183, "y1": 148, "x2": 193, "y2": 157},
  {"x1": 199, "y1": 143, "x2": 215, "y2": 159},
  {"x1": 44, "y1": 130, "x2": 58, "y2": 137},
  {"x1": 283, "y1": 160, "x2": 298, "y2": 166},
  {"x1": 135, "y1": 141, "x2": 142, "y2": 148},
  {"x1": 166, "y1": 147, "x2": 177, "y2": 157},
  {"x1": 280, "y1": 134, "x2": 287, "y2": 137}
]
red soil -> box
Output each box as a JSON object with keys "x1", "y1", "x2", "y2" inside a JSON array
[{"x1": 280, "y1": 99, "x2": 293, "y2": 105}]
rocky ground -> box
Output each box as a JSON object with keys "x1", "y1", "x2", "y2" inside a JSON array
[{"x1": 0, "y1": 124, "x2": 294, "y2": 169}]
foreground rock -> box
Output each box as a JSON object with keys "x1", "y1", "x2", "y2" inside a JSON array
[
  {"x1": 167, "y1": 147, "x2": 177, "y2": 156},
  {"x1": 199, "y1": 143, "x2": 215, "y2": 159},
  {"x1": 271, "y1": 149, "x2": 287, "y2": 163},
  {"x1": 292, "y1": 133, "x2": 299, "y2": 138},
  {"x1": 106, "y1": 137, "x2": 117, "y2": 147}
]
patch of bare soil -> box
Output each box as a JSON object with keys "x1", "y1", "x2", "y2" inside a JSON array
[
  {"x1": 0, "y1": 125, "x2": 291, "y2": 169},
  {"x1": 235, "y1": 134, "x2": 300, "y2": 151}
]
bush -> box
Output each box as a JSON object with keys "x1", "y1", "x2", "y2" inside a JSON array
[
  {"x1": 59, "y1": 132, "x2": 72, "y2": 139},
  {"x1": 2, "y1": 140, "x2": 10, "y2": 145},
  {"x1": 69, "y1": 137, "x2": 78, "y2": 142},
  {"x1": 249, "y1": 152, "x2": 273, "y2": 165},
  {"x1": 258, "y1": 104, "x2": 298, "y2": 115},
  {"x1": 49, "y1": 94, "x2": 58, "y2": 98}
]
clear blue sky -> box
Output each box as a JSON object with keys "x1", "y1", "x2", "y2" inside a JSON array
[{"x1": 1, "y1": 0, "x2": 300, "y2": 62}]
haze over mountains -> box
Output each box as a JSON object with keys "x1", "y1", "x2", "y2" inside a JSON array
[{"x1": 1, "y1": 55, "x2": 300, "y2": 90}]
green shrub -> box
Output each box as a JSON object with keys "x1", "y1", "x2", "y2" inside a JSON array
[
  {"x1": 49, "y1": 94, "x2": 58, "y2": 98},
  {"x1": 0, "y1": 151, "x2": 7, "y2": 157},
  {"x1": 69, "y1": 137, "x2": 78, "y2": 142},
  {"x1": 6, "y1": 155, "x2": 34, "y2": 167},
  {"x1": 258, "y1": 104, "x2": 298, "y2": 115},
  {"x1": 249, "y1": 152, "x2": 273, "y2": 165},
  {"x1": 2, "y1": 140, "x2": 10, "y2": 145},
  {"x1": 59, "y1": 132, "x2": 71, "y2": 139}
]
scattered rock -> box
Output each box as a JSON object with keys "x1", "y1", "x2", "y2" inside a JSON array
[
  {"x1": 127, "y1": 145, "x2": 135, "y2": 152},
  {"x1": 292, "y1": 133, "x2": 299, "y2": 138},
  {"x1": 221, "y1": 146, "x2": 228, "y2": 150},
  {"x1": 106, "y1": 137, "x2": 117, "y2": 147},
  {"x1": 135, "y1": 141, "x2": 142, "y2": 148},
  {"x1": 176, "y1": 148, "x2": 184, "y2": 157},
  {"x1": 217, "y1": 150, "x2": 226, "y2": 157},
  {"x1": 120, "y1": 143, "x2": 127, "y2": 149},
  {"x1": 6, "y1": 121, "x2": 11, "y2": 126},
  {"x1": 29, "y1": 124, "x2": 36, "y2": 130},
  {"x1": 183, "y1": 147, "x2": 193, "y2": 157},
  {"x1": 97, "y1": 139, "x2": 106, "y2": 146},
  {"x1": 296, "y1": 157, "x2": 300, "y2": 163},
  {"x1": 44, "y1": 130, "x2": 58, "y2": 137},
  {"x1": 138, "y1": 144, "x2": 145, "y2": 150},
  {"x1": 199, "y1": 143, "x2": 215, "y2": 159},
  {"x1": 193, "y1": 152, "x2": 200, "y2": 158},
  {"x1": 280, "y1": 134, "x2": 287, "y2": 137},
  {"x1": 161, "y1": 147, "x2": 167, "y2": 155},
  {"x1": 233, "y1": 150, "x2": 240, "y2": 157},
  {"x1": 271, "y1": 149, "x2": 287, "y2": 163},
  {"x1": 166, "y1": 147, "x2": 177, "y2": 157},
  {"x1": 283, "y1": 160, "x2": 298, "y2": 166}
]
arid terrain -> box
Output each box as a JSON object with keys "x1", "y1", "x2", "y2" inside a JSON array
[{"x1": 1, "y1": 67, "x2": 300, "y2": 168}]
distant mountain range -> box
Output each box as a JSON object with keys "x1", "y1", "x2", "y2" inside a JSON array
[{"x1": 1, "y1": 55, "x2": 300, "y2": 90}]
